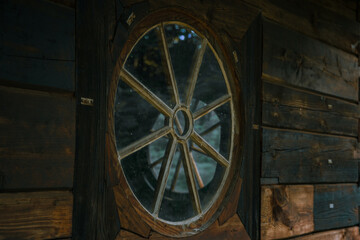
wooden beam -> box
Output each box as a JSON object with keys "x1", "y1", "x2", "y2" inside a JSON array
[{"x1": 0, "y1": 191, "x2": 73, "y2": 239}]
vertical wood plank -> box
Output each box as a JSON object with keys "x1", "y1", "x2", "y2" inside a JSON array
[
  {"x1": 237, "y1": 14, "x2": 262, "y2": 240},
  {"x1": 72, "y1": 0, "x2": 120, "y2": 239}
]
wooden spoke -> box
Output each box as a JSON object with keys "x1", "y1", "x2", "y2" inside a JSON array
[
  {"x1": 200, "y1": 122, "x2": 221, "y2": 136},
  {"x1": 193, "y1": 94, "x2": 231, "y2": 120},
  {"x1": 174, "y1": 115, "x2": 183, "y2": 134},
  {"x1": 191, "y1": 131, "x2": 229, "y2": 168},
  {"x1": 189, "y1": 151, "x2": 204, "y2": 188},
  {"x1": 159, "y1": 23, "x2": 180, "y2": 105},
  {"x1": 152, "y1": 138, "x2": 177, "y2": 216},
  {"x1": 120, "y1": 69, "x2": 173, "y2": 117},
  {"x1": 185, "y1": 39, "x2": 208, "y2": 107},
  {"x1": 149, "y1": 157, "x2": 163, "y2": 168},
  {"x1": 181, "y1": 142, "x2": 202, "y2": 214},
  {"x1": 118, "y1": 126, "x2": 171, "y2": 160},
  {"x1": 170, "y1": 155, "x2": 182, "y2": 191},
  {"x1": 190, "y1": 144, "x2": 206, "y2": 155}
]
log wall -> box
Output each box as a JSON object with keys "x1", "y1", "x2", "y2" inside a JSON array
[
  {"x1": 257, "y1": 1, "x2": 360, "y2": 238},
  {"x1": 0, "y1": 0, "x2": 75, "y2": 239}
]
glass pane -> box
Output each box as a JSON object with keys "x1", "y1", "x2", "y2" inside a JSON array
[
  {"x1": 164, "y1": 24, "x2": 202, "y2": 104},
  {"x1": 191, "y1": 46, "x2": 228, "y2": 109},
  {"x1": 158, "y1": 145, "x2": 196, "y2": 221},
  {"x1": 115, "y1": 79, "x2": 165, "y2": 150},
  {"x1": 121, "y1": 137, "x2": 170, "y2": 212},
  {"x1": 124, "y1": 26, "x2": 175, "y2": 108}
]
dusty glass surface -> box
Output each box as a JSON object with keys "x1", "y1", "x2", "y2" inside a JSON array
[{"x1": 114, "y1": 23, "x2": 233, "y2": 222}]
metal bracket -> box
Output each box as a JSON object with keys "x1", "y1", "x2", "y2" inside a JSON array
[
  {"x1": 81, "y1": 97, "x2": 94, "y2": 106},
  {"x1": 126, "y1": 12, "x2": 136, "y2": 26}
]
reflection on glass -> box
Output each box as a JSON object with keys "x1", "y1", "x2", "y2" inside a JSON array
[{"x1": 115, "y1": 23, "x2": 233, "y2": 222}]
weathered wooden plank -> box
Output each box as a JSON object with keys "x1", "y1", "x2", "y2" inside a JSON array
[
  {"x1": 261, "y1": 185, "x2": 314, "y2": 240},
  {"x1": 309, "y1": 0, "x2": 357, "y2": 21},
  {"x1": 1, "y1": 0, "x2": 75, "y2": 60},
  {"x1": 314, "y1": 184, "x2": 359, "y2": 231},
  {"x1": 262, "y1": 128, "x2": 358, "y2": 183},
  {"x1": 237, "y1": 14, "x2": 262, "y2": 240},
  {"x1": 263, "y1": 20, "x2": 359, "y2": 101},
  {"x1": 262, "y1": 82, "x2": 359, "y2": 137},
  {"x1": 148, "y1": 215, "x2": 250, "y2": 240},
  {"x1": 47, "y1": 0, "x2": 75, "y2": 9},
  {"x1": 292, "y1": 226, "x2": 360, "y2": 240},
  {"x1": 0, "y1": 55, "x2": 75, "y2": 91},
  {"x1": 0, "y1": 86, "x2": 75, "y2": 189},
  {"x1": 72, "y1": 0, "x2": 120, "y2": 239},
  {"x1": 147, "y1": 0, "x2": 260, "y2": 41},
  {"x1": 243, "y1": 0, "x2": 360, "y2": 55},
  {"x1": 218, "y1": 178, "x2": 242, "y2": 225},
  {"x1": 113, "y1": 185, "x2": 151, "y2": 238},
  {"x1": 0, "y1": 191, "x2": 73, "y2": 240}
]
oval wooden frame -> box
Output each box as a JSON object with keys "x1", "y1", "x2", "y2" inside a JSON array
[{"x1": 107, "y1": 8, "x2": 244, "y2": 237}]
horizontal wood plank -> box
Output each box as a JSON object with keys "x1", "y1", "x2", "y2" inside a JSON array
[
  {"x1": 0, "y1": 191, "x2": 73, "y2": 239},
  {"x1": 314, "y1": 184, "x2": 359, "y2": 231},
  {"x1": 261, "y1": 185, "x2": 314, "y2": 239},
  {"x1": 0, "y1": 86, "x2": 75, "y2": 189},
  {"x1": 1, "y1": 0, "x2": 75, "y2": 60},
  {"x1": 263, "y1": 20, "x2": 359, "y2": 101},
  {"x1": 243, "y1": 0, "x2": 360, "y2": 55},
  {"x1": 310, "y1": 0, "x2": 357, "y2": 21},
  {"x1": 292, "y1": 226, "x2": 360, "y2": 240},
  {"x1": 0, "y1": 55, "x2": 75, "y2": 91},
  {"x1": 262, "y1": 82, "x2": 359, "y2": 137},
  {"x1": 262, "y1": 128, "x2": 358, "y2": 183}
]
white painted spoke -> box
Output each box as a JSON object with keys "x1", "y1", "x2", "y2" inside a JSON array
[
  {"x1": 160, "y1": 23, "x2": 180, "y2": 105},
  {"x1": 181, "y1": 141, "x2": 201, "y2": 214},
  {"x1": 152, "y1": 138, "x2": 177, "y2": 216},
  {"x1": 190, "y1": 131, "x2": 229, "y2": 168},
  {"x1": 118, "y1": 126, "x2": 171, "y2": 160},
  {"x1": 193, "y1": 95, "x2": 230, "y2": 120},
  {"x1": 185, "y1": 39, "x2": 208, "y2": 107},
  {"x1": 120, "y1": 68, "x2": 173, "y2": 117}
]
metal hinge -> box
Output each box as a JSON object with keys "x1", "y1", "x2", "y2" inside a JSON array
[{"x1": 81, "y1": 97, "x2": 94, "y2": 106}]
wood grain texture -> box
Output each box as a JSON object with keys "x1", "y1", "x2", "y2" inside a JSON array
[
  {"x1": 1, "y1": 0, "x2": 75, "y2": 60},
  {"x1": 292, "y1": 226, "x2": 360, "y2": 240},
  {"x1": 236, "y1": 14, "x2": 262, "y2": 240},
  {"x1": 314, "y1": 184, "x2": 359, "y2": 231},
  {"x1": 243, "y1": 0, "x2": 360, "y2": 55},
  {"x1": 0, "y1": 191, "x2": 73, "y2": 240},
  {"x1": 147, "y1": 0, "x2": 260, "y2": 41},
  {"x1": 72, "y1": 0, "x2": 120, "y2": 239},
  {"x1": 130, "y1": 215, "x2": 249, "y2": 240},
  {"x1": 0, "y1": 55, "x2": 75, "y2": 91},
  {"x1": 263, "y1": 20, "x2": 359, "y2": 102},
  {"x1": 262, "y1": 128, "x2": 358, "y2": 183},
  {"x1": 310, "y1": 0, "x2": 357, "y2": 21},
  {"x1": 261, "y1": 185, "x2": 314, "y2": 240},
  {"x1": 262, "y1": 82, "x2": 359, "y2": 137},
  {"x1": 113, "y1": 185, "x2": 151, "y2": 238},
  {"x1": 0, "y1": 86, "x2": 75, "y2": 190},
  {"x1": 218, "y1": 178, "x2": 242, "y2": 225}
]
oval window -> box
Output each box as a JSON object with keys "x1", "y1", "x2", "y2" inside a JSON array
[{"x1": 110, "y1": 12, "x2": 241, "y2": 237}]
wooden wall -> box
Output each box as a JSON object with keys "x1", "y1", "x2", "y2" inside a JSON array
[
  {"x1": 0, "y1": 0, "x2": 75, "y2": 239},
  {"x1": 254, "y1": 0, "x2": 360, "y2": 239}
]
